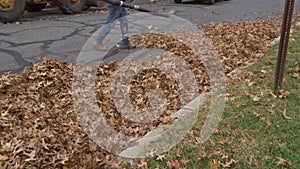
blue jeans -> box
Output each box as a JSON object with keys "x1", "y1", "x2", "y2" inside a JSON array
[{"x1": 95, "y1": 4, "x2": 130, "y2": 45}]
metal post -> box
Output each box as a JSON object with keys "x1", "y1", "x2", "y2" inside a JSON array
[{"x1": 274, "y1": 0, "x2": 295, "y2": 92}]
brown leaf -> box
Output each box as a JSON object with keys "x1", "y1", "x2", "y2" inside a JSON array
[
  {"x1": 221, "y1": 158, "x2": 236, "y2": 168},
  {"x1": 260, "y1": 69, "x2": 267, "y2": 74},
  {"x1": 252, "y1": 95, "x2": 260, "y2": 102},
  {"x1": 247, "y1": 81, "x2": 256, "y2": 87},
  {"x1": 253, "y1": 112, "x2": 260, "y2": 118},
  {"x1": 156, "y1": 154, "x2": 165, "y2": 160},
  {"x1": 269, "y1": 92, "x2": 277, "y2": 98},
  {"x1": 291, "y1": 73, "x2": 299, "y2": 79},
  {"x1": 209, "y1": 160, "x2": 220, "y2": 169},
  {"x1": 0, "y1": 155, "x2": 9, "y2": 161},
  {"x1": 137, "y1": 160, "x2": 148, "y2": 168},
  {"x1": 180, "y1": 159, "x2": 190, "y2": 165},
  {"x1": 265, "y1": 119, "x2": 271, "y2": 126},
  {"x1": 276, "y1": 157, "x2": 295, "y2": 169},
  {"x1": 212, "y1": 10, "x2": 220, "y2": 15},
  {"x1": 282, "y1": 107, "x2": 292, "y2": 120},
  {"x1": 169, "y1": 161, "x2": 180, "y2": 169},
  {"x1": 169, "y1": 9, "x2": 175, "y2": 15},
  {"x1": 278, "y1": 90, "x2": 290, "y2": 99}
]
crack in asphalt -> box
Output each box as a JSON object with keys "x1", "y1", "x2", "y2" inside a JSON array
[
  {"x1": 58, "y1": 19, "x2": 102, "y2": 27},
  {"x1": 0, "y1": 48, "x2": 30, "y2": 74},
  {"x1": 38, "y1": 21, "x2": 102, "y2": 57},
  {"x1": 0, "y1": 41, "x2": 15, "y2": 47},
  {"x1": 1, "y1": 19, "x2": 102, "y2": 47},
  {"x1": 1, "y1": 26, "x2": 76, "y2": 46},
  {"x1": 42, "y1": 27, "x2": 86, "y2": 54},
  {"x1": 0, "y1": 25, "x2": 74, "y2": 36},
  {"x1": 2, "y1": 26, "x2": 89, "y2": 48},
  {"x1": 0, "y1": 33, "x2": 9, "y2": 36},
  {"x1": 0, "y1": 19, "x2": 102, "y2": 71}
]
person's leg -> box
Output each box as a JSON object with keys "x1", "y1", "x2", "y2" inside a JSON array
[
  {"x1": 95, "y1": 5, "x2": 122, "y2": 44},
  {"x1": 119, "y1": 7, "x2": 130, "y2": 45}
]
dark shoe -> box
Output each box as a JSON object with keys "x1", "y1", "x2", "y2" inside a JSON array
[
  {"x1": 117, "y1": 44, "x2": 136, "y2": 49},
  {"x1": 93, "y1": 42, "x2": 107, "y2": 51}
]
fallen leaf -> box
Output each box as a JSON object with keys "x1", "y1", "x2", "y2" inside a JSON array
[
  {"x1": 276, "y1": 157, "x2": 295, "y2": 168},
  {"x1": 248, "y1": 81, "x2": 256, "y2": 87},
  {"x1": 282, "y1": 107, "x2": 292, "y2": 120},
  {"x1": 269, "y1": 109, "x2": 276, "y2": 116},
  {"x1": 0, "y1": 155, "x2": 9, "y2": 161},
  {"x1": 156, "y1": 154, "x2": 165, "y2": 160},
  {"x1": 253, "y1": 112, "x2": 260, "y2": 118},
  {"x1": 212, "y1": 10, "x2": 220, "y2": 15},
  {"x1": 181, "y1": 159, "x2": 190, "y2": 165},
  {"x1": 269, "y1": 92, "x2": 277, "y2": 98},
  {"x1": 278, "y1": 90, "x2": 290, "y2": 99},
  {"x1": 265, "y1": 119, "x2": 271, "y2": 126},
  {"x1": 291, "y1": 73, "x2": 299, "y2": 79},
  {"x1": 209, "y1": 160, "x2": 220, "y2": 169},
  {"x1": 221, "y1": 158, "x2": 236, "y2": 168},
  {"x1": 169, "y1": 161, "x2": 180, "y2": 169},
  {"x1": 137, "y1": 160, "x2": 147, "y2": 168},
  {"x1": 169, "y1": 9, "x2": 175, "y2": 15},
  {"x1": 252, "y1": 95, "x2": 260, "y2": 102}
]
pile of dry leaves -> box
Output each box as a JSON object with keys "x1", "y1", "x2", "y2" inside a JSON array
[
  {"x1": 201, "y1": 19, "x2": 281, "y2": 73},
  {"x1": 94, "y1": 62, "x2": 182, "y2": 138},
  {"x1": 0, "y1": 18, "x2": 289, "y2": 168},
  {"x1": 0, "y1": 61, "x2": 124, "y2": 168}
]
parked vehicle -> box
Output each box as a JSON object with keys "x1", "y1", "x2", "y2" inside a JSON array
[{"x1": 0, "y1": 0, "x2": 105, "y2": 23}]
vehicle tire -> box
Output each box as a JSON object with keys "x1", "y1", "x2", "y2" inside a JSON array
[
  {"x1": 174, "y1": 0, "x2": 182, "y2": 3},
  {"x1": 25, "y1": 3, "x2": 47, "y2": 12},
  {"x1": 96, "y1": 0, "x2": 106, "y2": 8},
  {"x1": 82, "y1": 5, "x2": 90, "y2": 11},
  {"x1": 0, "y1": 0, "x2": 25, "y2": 23},
  {"x1": 56, "y1": 0, "x2": 86, "y2": 14},
  {"x1": 208, "y1": 0, "x2": 215, "y2": 5}
]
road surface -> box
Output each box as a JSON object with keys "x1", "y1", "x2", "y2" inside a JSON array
[{"x1": 0, "y1": 0, "x2": 300, "y2": 74}]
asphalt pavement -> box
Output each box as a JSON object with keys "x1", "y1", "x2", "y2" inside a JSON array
[{"x1": 0, "y1": 0, "x2": 300, "y2": 74}]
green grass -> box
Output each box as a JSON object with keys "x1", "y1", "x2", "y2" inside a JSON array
[{"x1": 125, "y1": 31, "x2": 300, "y2": 169}]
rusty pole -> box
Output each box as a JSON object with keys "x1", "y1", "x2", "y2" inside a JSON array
[{"x1": 274, "y1": 0, "x2": 295, "y2": 92}]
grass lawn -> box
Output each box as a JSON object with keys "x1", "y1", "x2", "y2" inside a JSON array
[{"x1": 129, "y1": 31, "x2": 300, "y2": 169}]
